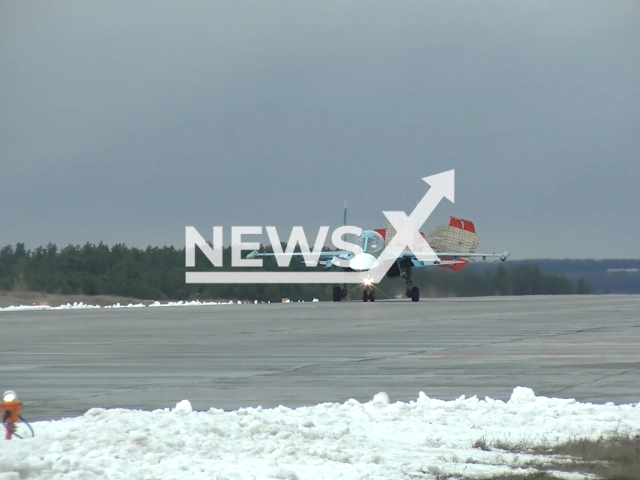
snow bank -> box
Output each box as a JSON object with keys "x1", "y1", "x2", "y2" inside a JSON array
[
  {"x1": 148, "y1": 300, "x2": 226, "y2": 307},
  {"x1": 0, "y1": 299, "x2": 284, "y2": 312},
  {"x1": 2, "y1": 388, "x2": 639, "y2": 480},
  {"x1": 0, "y1": 302, "x2": 103, "y2": 312}
]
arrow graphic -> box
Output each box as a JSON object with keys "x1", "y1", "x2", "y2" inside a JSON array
[
  {"x1": 365, "y1": 170, "x2": 455, "y2": 283},
  {"x1": 411, "y1": 170, "x2": 455, "y2": 227}
]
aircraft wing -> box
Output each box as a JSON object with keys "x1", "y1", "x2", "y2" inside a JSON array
[
  {"x1": 248, "y1": 249, "x2": 509, "y2": 263},
  {"x1": 247, "y1": 249, "x2": 352, "y2": 268},
  {"x1": 398, "y1": 250, "x2": 510, "y2": 264},
  {"x1": 247, "y1": 250, "x2": 347, "y2": 259}
]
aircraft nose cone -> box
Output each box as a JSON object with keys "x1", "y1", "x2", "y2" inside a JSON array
[{"x1": 349, "y1": 253, "x2": 377, "y2": 271}]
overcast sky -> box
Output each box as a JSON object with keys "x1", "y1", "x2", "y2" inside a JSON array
[{"x1": 1, "y1": 1, "x2": 638, "y2": 259}]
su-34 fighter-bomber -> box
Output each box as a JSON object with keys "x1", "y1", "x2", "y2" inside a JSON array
[{"x1": 249, "y1": 214, "x2": 509, "y2": 303}]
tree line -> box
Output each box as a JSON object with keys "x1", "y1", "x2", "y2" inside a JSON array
[{"x1": 0, "y1": 242, "x2": 589, "y2": 302}]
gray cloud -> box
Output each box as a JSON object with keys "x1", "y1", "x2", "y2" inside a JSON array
[{"x1": 1, "y1": 1, "x2": 638, "y2": 258}]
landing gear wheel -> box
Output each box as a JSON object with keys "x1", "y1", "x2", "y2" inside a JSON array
[
  {"x1": 362, "y1": 289, "x2": 376, "y2": 302},
  {"x1": 403, "y1": 265, "x2": 415, "y2": 300},
  {"x1": 362, "y1": 290, "x2": 376, "y2": 302},
  {"x1": 333, "y1": 286, "x2": 342, "y2": 302},
  {"x1": 411, "y1": 286, "x2": 420, "y2": 302}
]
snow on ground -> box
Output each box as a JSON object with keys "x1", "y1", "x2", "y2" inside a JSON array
[
  {"x1": 0, "y1": 300, "x2": 260, "y2": 312},
  {"x1": 0, "y1": 298, "x2": 319, "y2": 311},
  {"x1": 0, "y1": 303, "x2": 103, "y2": 311},
  {"x1": 2, "y1": 388, "x2": 639, "y2": 480}
]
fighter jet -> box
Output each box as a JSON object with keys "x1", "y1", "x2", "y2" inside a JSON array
[{"x1": 249, "y1": 211, "x2": 509, "y2": 303}]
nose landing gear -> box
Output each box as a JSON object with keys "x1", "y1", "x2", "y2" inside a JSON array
[{"x1": 362, "y1": 288, "x2": 376, "y2": 302}]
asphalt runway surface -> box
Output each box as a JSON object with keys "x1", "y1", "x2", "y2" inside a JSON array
[{"x1": 1, "y1": 295, "x2": 639, "y2": 420}]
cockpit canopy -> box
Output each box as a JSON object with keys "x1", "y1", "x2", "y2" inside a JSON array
[{"x1": 353, "y1": 230, "x2": 385, "y2": 254}]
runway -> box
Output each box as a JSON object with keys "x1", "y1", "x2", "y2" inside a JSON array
[{"x1": 1, "y1": 295, "x2": 639, "y2": 419}]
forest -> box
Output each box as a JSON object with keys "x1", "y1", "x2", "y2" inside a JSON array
[{"x1": 0, "y1": 242, "x2": 590, "y2": 302}]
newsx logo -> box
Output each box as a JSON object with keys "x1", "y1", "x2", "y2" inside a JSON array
[
  {"x1": 185, "y1": 170, "x2": 455, "y2": 284},
  {"x1": 185, "y1": 225, "x2": 362, "y2": 269}
]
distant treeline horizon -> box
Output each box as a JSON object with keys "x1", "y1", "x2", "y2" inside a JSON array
[{"x1": 3, "y1": 241, "x2": 635, "y2": 302}]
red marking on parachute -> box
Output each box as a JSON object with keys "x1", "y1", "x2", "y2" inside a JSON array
[{"x1": 449, "y1": 216, "x2": 475, "y2": 233}]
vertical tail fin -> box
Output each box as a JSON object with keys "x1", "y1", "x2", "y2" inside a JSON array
[{"x1": 343, "y1": 200, "x2": 347, "y2": 227}]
